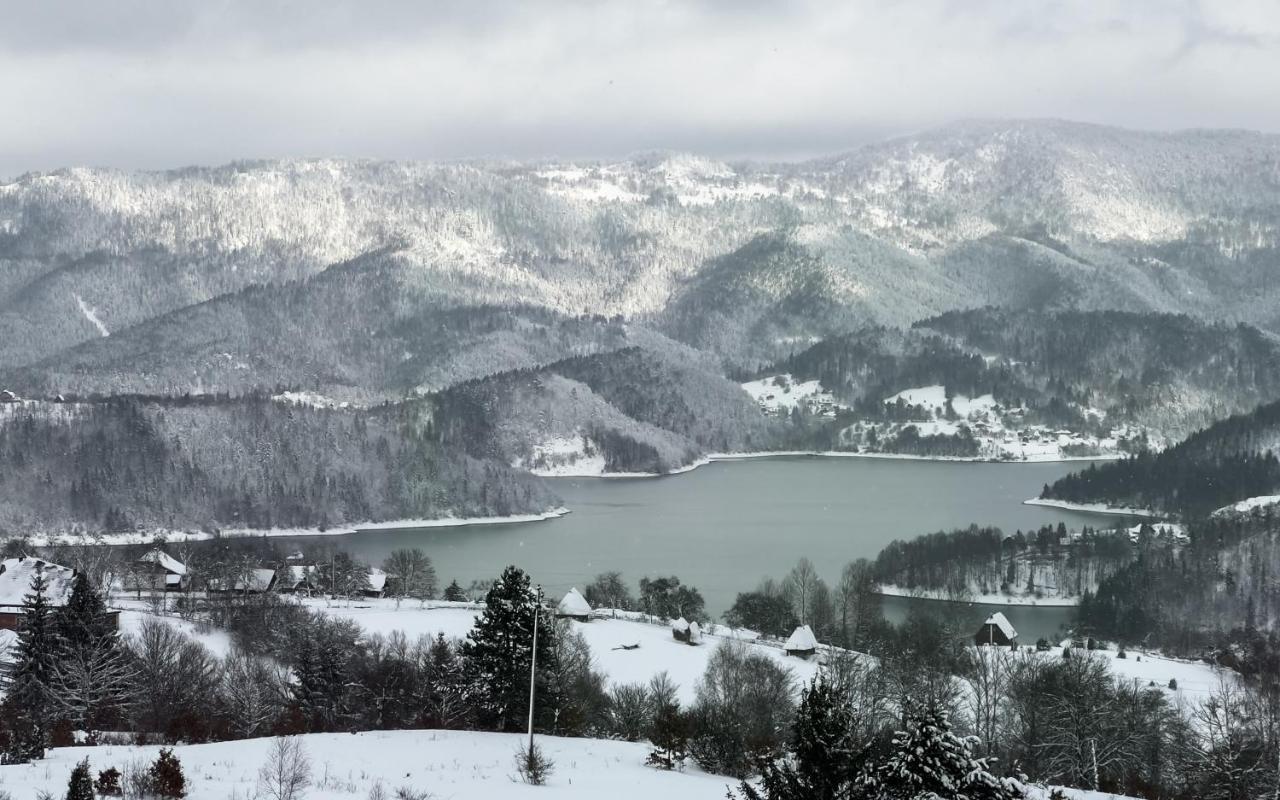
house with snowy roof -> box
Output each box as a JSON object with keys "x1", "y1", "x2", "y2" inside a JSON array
[
  {"x1": 556, "y1": 588, "x2": 593, "y2": 622},
  {"x1": 0, "y1": 557, "x2": 118, "y2": 631},
  {"x1": 277, "y1": 565, "x2": 320, "y2": 594},
  {"x1": 975, "y1": 612, "x2": 1018, "y2": 647},
  {"x1": 784, "y1": 625, "x2": 818, "y2": 658},
  {"x1": 207, "y1": 567, "x2": 277, "y2": 594},
  {"x1": 125, "y1": 549, "x2": 189, "y2": 593}
]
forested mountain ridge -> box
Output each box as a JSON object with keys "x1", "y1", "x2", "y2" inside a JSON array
[
  {"x1": 761, "y1": 309, "x2": 1280, "y2": 456},
  {"x1": 433, "y1": 346, "x2": 777, "y2": 474},
  {"x1": 1041, "y1": 400, "x2": 1280, "y2": 518},
  {"x1": 0, "y1": 395, "x2": 554, "y2": 536},
  {"x1": 5, "y1": 120, "x2": 1280, "y2": 380}
]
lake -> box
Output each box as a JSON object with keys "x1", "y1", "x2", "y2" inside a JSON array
[{"x1": 301, "y1": 456, "x2": 1124, "y2": 640}]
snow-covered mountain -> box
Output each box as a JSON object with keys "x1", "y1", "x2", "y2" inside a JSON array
[{"x1": 3, "y1": 119, "x2": 1280, "y2": 380}]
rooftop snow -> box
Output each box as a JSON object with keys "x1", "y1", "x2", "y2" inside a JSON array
[
  {"x1": 981, "y1": 612, "x2": 1018, "y2": 640},
  {"x1": 784, "y1": 624, "x2": 818, "y2": 651},
  {"x1": 0, "y1": 557, "x2": 76, "y2": 607},
  {"x1": 558, "y1": 587, "x2": 593, "y2": 616}
]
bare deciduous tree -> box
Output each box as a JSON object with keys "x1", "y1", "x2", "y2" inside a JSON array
[{"x1": 257, "y1": 736, "x2": 312, "y2": 800}]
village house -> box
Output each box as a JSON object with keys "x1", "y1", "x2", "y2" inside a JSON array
[
  {"x1": 0, "y1": 557, "x2": 119, "y2": 631},
  {"x1": 555, "y1": 587, "x2": 593, "y2": 622},
  {"x1": 784, "y1": 624, "x2": 819, "y2": 658},
  {"x1": 975, "y1": 611, "x2": 1018, "y2": 647},
  {"x1": 277, "y1": 564, "x2": 320, "y2": 594},
  {"x1": 208, "y1": 567, "x2": 277, "y2": 594},
  {"x1": 125, "y1": 549, "x2": 189, "y2": 593}
]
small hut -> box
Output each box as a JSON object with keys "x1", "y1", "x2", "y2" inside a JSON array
[
  {"x1": 671, "y1": 616, "x2": 691, "y2": 643},
  {"x1": 688, "y1": 620, "x2": 703, "y2": 645},
  {"x1": 127, "y1": 549, "x2": 189, "y2": 593},
  {"x1": 0, "y1": 390, "x2": 18, "y2": 404},
  {"x1": 365, "y1": 567, "x2": 388, "y2": 598},
  {"x1": 975, "y1": 612, "x2": 1018, "y2": 647},
  {"x1": 784, "y1": 625, "x2": 818, "y2": 658},
  {"x1": 556, "y1": 587, "x2": 593, "y2": 622}
]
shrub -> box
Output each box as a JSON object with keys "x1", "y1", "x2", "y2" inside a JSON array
[
  {"x1": 646, "y1": 701, "x2": 690, "y2": 770},
  {"x1": 65, "y1": 758, "x2": 95, "y2": 800},
  {"x1": 1168, "y1": 678, "x2": 1178, "y2": 690},
  {"x1": 95, "y1": 766, "x2": 123, "y2": 796},
  {"x1": 148, "y1": 749, "x2": 186, "y2": 798},
  {"x1": 515, "y1": 741, "x2": 554, "y2": 785}
]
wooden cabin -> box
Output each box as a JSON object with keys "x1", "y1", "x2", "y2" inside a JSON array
[
  {"x1": 556, "y1": 587, "x2": 593, "y2": 622},
  {"x1": 784, "y1": 624, "x2": 818, "y2": 658},
  {"x1": 975, "y1": 612, "x2": 1018, "y2": 647},
  {"x1": 125, "y1": 549, "x2": 189, "y2": 593}
]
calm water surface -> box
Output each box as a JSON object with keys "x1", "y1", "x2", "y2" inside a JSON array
[{"x1": 298, "y1": 456, "x2": 1122, "y2": 638}]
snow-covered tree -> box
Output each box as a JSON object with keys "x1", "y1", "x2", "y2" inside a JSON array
[
  {"x1": 2, "y1": 567, "x2": 58, "y2": 762},
  {"x1": 461, "y1": 566, "x2": 560, "y2": 732},
  {"x1": 382, "y1": 549, "x2": 437, "y2": 606},
  {"x1": 867, "y1": 701, "x2": 1023, "y2": 800}
]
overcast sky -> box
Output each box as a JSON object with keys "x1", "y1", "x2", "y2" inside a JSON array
[{"x1": 3, "y1": 0, "x2": 1279, "y2": 177}]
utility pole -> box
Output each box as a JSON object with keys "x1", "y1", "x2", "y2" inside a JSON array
[
  {"x1": 527, "y1": 583, "x2": 543, "y2": 756},
  {"x1": 1091, "y1": 738, "x2": 1099, "y2": 791}
]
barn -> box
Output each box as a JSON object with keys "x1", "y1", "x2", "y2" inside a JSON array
[
  {"x1": 784, "y1": 624, "x2": 819, "y2": 658},
  {"x1": 975, "y1": 612, "x2": 1018, "y2": 647},
  {"x1": 556, "y1": 587, "x2": 593, "y2": 622}
]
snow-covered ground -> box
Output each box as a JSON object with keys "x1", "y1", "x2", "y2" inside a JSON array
[
  {"x1": 1037, "y1": 646, "x2": 1228, "y2": 702},
  {"x1": 1213, "y1": 494, "x2": 1280, "y2": 516},
  {"x1": 741, "y1": 374, "x2": 839, "y2": 415},
  {"x1": 116, "y1": 607, "x2": 236, "y2": 658},
  {"x1": 0, "y1": 728, "x2": 1133, "y2": 800},
  {"x1": 0, "y1": 730, "x2": 738, "y2": 800},
  {"x1": 883, "y1": 384, "x2": 998, "y2": 419},
  {"x1": 514, "y1": 435, "x2": 608, "y2": 477},
  {"x1": 297, "y1": 598, "x2": 822, "y2": 705}
]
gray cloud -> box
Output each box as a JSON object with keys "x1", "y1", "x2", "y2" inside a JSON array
[{"x1": 2, "y1": 0, "x2": 1279, "y2": 177}]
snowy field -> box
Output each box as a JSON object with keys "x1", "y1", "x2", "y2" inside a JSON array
[
  {"x1": 0, "y1": 730, "x2": 736, "y2": 800},
  {"x1": 296, "y1": 598, "x2": 822, "y2": 705},
  {"x1": 0, "y1": 729, "x2": 1133, "y2": 800},
  {"x1": 740, "y1": 374, "x2": 838, "y2": 414}
]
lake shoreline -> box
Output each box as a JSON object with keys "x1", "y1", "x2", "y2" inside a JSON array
[
  {"x1": 23, "y1": 507, "x2": 573, "y2": 548},
  {"x1": 875, "y1": 583, "x2": 1081, "y2": 607},
  {"x1": 1022, "y1": 497, "x2": 1159, "y2": 518},
  {"x1": 536, "y1": 448, "x2": 1126, "y2": 480}
]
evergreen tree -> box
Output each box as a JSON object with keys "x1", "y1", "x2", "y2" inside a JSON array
[
  {"x1": 3, "y1": 566, "x2": 59, "y2": 762},
  {"x1": 866, "y1": 701, "x2": 1023, "y2": 800},
  {"x1": 423, "y1": 634, "x2": 470, "y2": 729},
  {"x1": 739, "y1": 673, "x2": 865, "y2": 800},
  {"x1": 148, "y1": 748, "x2": 187, "y2": 799},
  {"x1": 55, "y1": 572, "x2": 112, "y2": 648},
  {"x1": 443, "y1": 580, "x2": 467, "y2": 602},
  {"x1": 65, "y1": 757, "x2": 95, "y2": 800},
  {"x1": 460, "y1": 566, "x2": 560, "y2": 732},
  {"x1": 646, "y1": 700, "x2": 690, "y2": 770}
]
